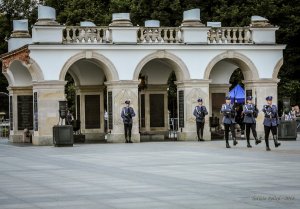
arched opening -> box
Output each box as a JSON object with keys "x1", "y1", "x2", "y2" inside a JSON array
[
  {"x1": 64, "y1": 58, "x2": 110, "y2": 142},
  {"x1": 208, "y1": 57, "x2": 255, "y2": 140},
  {"x1": 5, "y1": 60, "x2": 34, "y2": 143},
  {"x1": 137, "y1": 57, "x2": 185, "y2": 141}
]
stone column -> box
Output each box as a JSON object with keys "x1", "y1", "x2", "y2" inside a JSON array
[
  {"x1": 75, "y1": 85, "x2": 105, "y2": 141},
  {"x1": 176, "y1": 80, "x2": 211, "y2": 141},
  {"x1": 32, "y1": 81, "x2": 66, "y2": 145},
  {"x1": 7, "y1": 86, "x2": 33, "y2": 143},
  {"x1": 244, "y1": 79, "x2": 279, "y2": 138},
  {"x1": 105, "y1": 81, "x2": 140, "y2": 143}
]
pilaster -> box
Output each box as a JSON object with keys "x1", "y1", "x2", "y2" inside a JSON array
[
  {"x1": 105, "y1": 80, "x2": 140, "y2": 143},
  {"x1": 176, "y1": 80, "x2": 211, "y2": 141},
  {"x1": 32, "y1": 80, "x2": 66, "y2": 145}
]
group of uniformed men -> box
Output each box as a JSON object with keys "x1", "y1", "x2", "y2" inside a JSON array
[
  {"x1": 121, "y1": 95, "x2": 281, "y2": 151},
  {"x1": 194, "y1": 95, "x2": 281, "y2": 151}
]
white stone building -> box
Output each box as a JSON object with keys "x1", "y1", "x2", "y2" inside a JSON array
[{"x1": 0, "y1": 6, "x2": 285, "y2": 145}]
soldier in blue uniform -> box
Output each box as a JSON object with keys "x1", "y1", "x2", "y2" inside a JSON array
[
  {"x1": 220, "y1": 96, "x2": 237, "y2": 148},
  {"x1": 243, "y1": 96, "x2": 261, "y2": 148},
  {"x1": 121, "y1": 100, "x2": 136, "y2": 143},
  {"x1": 262, "y1": 96, "x2": 281, "y2": 151},
  {"x1": 193, "y1": 98, "x2": 208, "y2": 141}
]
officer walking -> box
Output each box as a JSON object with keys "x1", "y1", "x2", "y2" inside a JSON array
[
  {"x1": 221, "y1": 96, "x2": 237, "y2": 148},
  {"x1": 262, "y1": 96, "x2": 281, "y2": 151},
  {"x1": 121, "y1": 100, "x2": 136, "y2": 143},
  {"x1": 243, "y1": 96, "x2": 261, "y2": 148},
  {"x1": 193, "y1": 98, "x2": 208, "y2": 141}
]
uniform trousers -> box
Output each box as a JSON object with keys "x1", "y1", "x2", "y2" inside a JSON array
[
  {"x1": 224, "y1": 123, "x2": 236, "y2": 141},
  {"x1": 264, "y1": 125, "x2": 277, "y2": 139},
  {"x1": 196, "y1": 122, "x2": 205, "y2": 139},
  {"x1": 124, "y1": 123, "x2": 132, "y2": 139},
  {"x1": 245, "y1": 123, "x2": 257, "y2": 140}
]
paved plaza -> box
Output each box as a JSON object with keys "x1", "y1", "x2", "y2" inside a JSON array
[{"x1": 0, "y1": 138, "x2": 299, "y2": 209}]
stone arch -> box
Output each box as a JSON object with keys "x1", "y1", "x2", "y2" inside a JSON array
[
  {"x1": 4, "y1": 58, "x2": 44, "y2": 86},
  {"x1": 133, "y1": 50, "x2": 190, "y2": 81},
  {"x1": 28, "y1": 58, "x2": 44, "y2": 81},
  {"x1": 7, "y1": 60, "x2": 32, "y2": 86},
  {"x1": 59, "y1": 51, "x2": 119, "y2": 81},
  {"x1": 204, "y1": 51, "x2": 259, "y2": 81},
  {"x1": 272, "y1": 58, "x2": 283, "y2": 80}
]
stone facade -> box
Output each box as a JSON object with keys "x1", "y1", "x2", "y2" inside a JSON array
[{"x1": 0, "y1": 6, "x2": 286, "y2": 145}]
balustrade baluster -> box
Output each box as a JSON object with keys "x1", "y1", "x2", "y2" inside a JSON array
[
  {"x1": 232, "y1": 28, "x2": 237, "y2": 43},
  {"x1": 169, "y1": 29, "x2": 174, "y2": 43},
  {"x1": 221, "y1": 28, "x2": 226, "y2": 43},
  {"x1": 238, "y1": 28, "x2": 243, "y2": 43},
  {"x1": 66, "y1": 28, "x2": 71, "y2": 43},
  {"x1": 163, "y1": 29, "x2": 168, "y2": 43},
  {"x1": 226, "y1": 29, "x2": 232, "y2": 43}
]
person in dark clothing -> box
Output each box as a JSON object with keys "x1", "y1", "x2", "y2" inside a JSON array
[
  {"x1": 235, "y1": 104, "x2": 245, "y2": 137},
  {"x1": 262, "y1": 96, "x2": 281, "y2": 151},
  {"x1": 221, "y1": 96, "x2": 237, "y2": 148},
  {"x1": 121, "y1": 100, "x2": 136, "y2": 143},
  {"x1": 243, "y1": 96, "x2": 261, "y2": 148},
  {"x1": 193, "y1": 98, "x2": 208, "y2": 141}
]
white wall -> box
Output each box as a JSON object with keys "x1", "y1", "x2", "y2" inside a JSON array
[{"x1": 28, "y1": 45, "x2": 285, "y2": 82}]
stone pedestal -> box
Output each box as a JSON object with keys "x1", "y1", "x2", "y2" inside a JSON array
[
  {"x1": 105, "y1": 81, "x2": 140, "y2": 143},
  {"x1": 176, "y1": 80, "x2": 211, "y2": 141},
  {"x1": 32, "y1": 81, "x2": 66, "y2": 145},
  {"x1": 244, "y1": 79, "x2": 279, "y2": 139}
]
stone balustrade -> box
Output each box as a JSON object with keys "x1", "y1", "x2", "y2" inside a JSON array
[
  {"x1": 64, "y1": 26, "x2": 110, "y2": 43},
  {"x1": 63, "y1": 26, "x2": 255, "y2": 44},
  {"x1": 208, "y1": 27, "x2": 253, "y2": 44},
  {"x1": 138, "y1": 27, "x2": 182, "y2": 44}
]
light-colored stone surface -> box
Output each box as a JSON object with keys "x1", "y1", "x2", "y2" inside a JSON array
[{"x1": 0, "y1": 139, "x2": 299, "y2": 209}]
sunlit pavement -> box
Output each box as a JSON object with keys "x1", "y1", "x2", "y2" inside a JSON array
[{"x1": 0, "y1": 138, "x2": 299, "y2": 209}]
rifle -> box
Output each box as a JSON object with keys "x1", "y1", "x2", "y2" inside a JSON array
[
  {"x1": 196, "y1": 106, "x2": 205, "y2": 118},
  {"x1": 253, "y1": 90, "x2": 258, "y2": 118}
]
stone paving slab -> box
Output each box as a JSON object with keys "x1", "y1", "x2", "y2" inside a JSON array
[{"x1": 0, "y1": 139, "x2": 299, "y2": 209}]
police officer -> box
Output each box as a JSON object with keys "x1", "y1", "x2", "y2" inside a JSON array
[
  {"x1": 221, "y1": 96, "x2": 237, "y2": 148},
  {"x1": 243, "y1": 96, "x2": 261, "y2": 148},
  {"x1": 262, "y1": 96, "x2": 281, "y2": 151},
  {"x1": 121, "y1": 100, "x2": 136, "y2": 143},
  {"x1": 193, "y1": 98, "x2": 208, "y2": 141}
]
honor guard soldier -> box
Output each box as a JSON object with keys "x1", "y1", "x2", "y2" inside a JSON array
[
  {"x1": 243, "y1": 96, "x2": 262, "y2": 147},
  {"x1": 193, "y1": 98, "x2": 208, "y2": 141},
  {"x1": 221, "y1": 96, "x2": 237, "y2": 148},
  {"x1": 121, "y1": 100, "x2": 136, "y2": 143},
  {"x1": 262, "y1": 96, "x2": 281, "y2": 151}
]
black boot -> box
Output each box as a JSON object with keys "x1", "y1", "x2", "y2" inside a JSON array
[
  {"x1": 125, "y1": 138, "x2": 128, "y2": 143},
  {"x1": 265, "y1": 139, "x2": 271, "y2": 151},
  {"x1": 128, "y1": 137, "x2": 133, "y2": 143},
  {"x1": 247, "y1": 139, "x2": 252, "y2": 148},
  {"x1": 233, "y1": 137, "x2": 238, "y2": 146},
  {"x1": 273, "y1": 135, "x2": 281, "y2": 148},
  {"x1": 255, "y1": 137, "x2": 262, "y2": 145},
  {"x1": 226, "y1": 139, "x2": 231, "y2": 148}
]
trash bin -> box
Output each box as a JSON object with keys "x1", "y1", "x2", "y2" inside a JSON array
[
  {"x1": 53, "y1": 125, "x2": 73, "y2": 146},
  {"x1": 278, "y1": 120, "x2": 297, "y2": 140}
]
